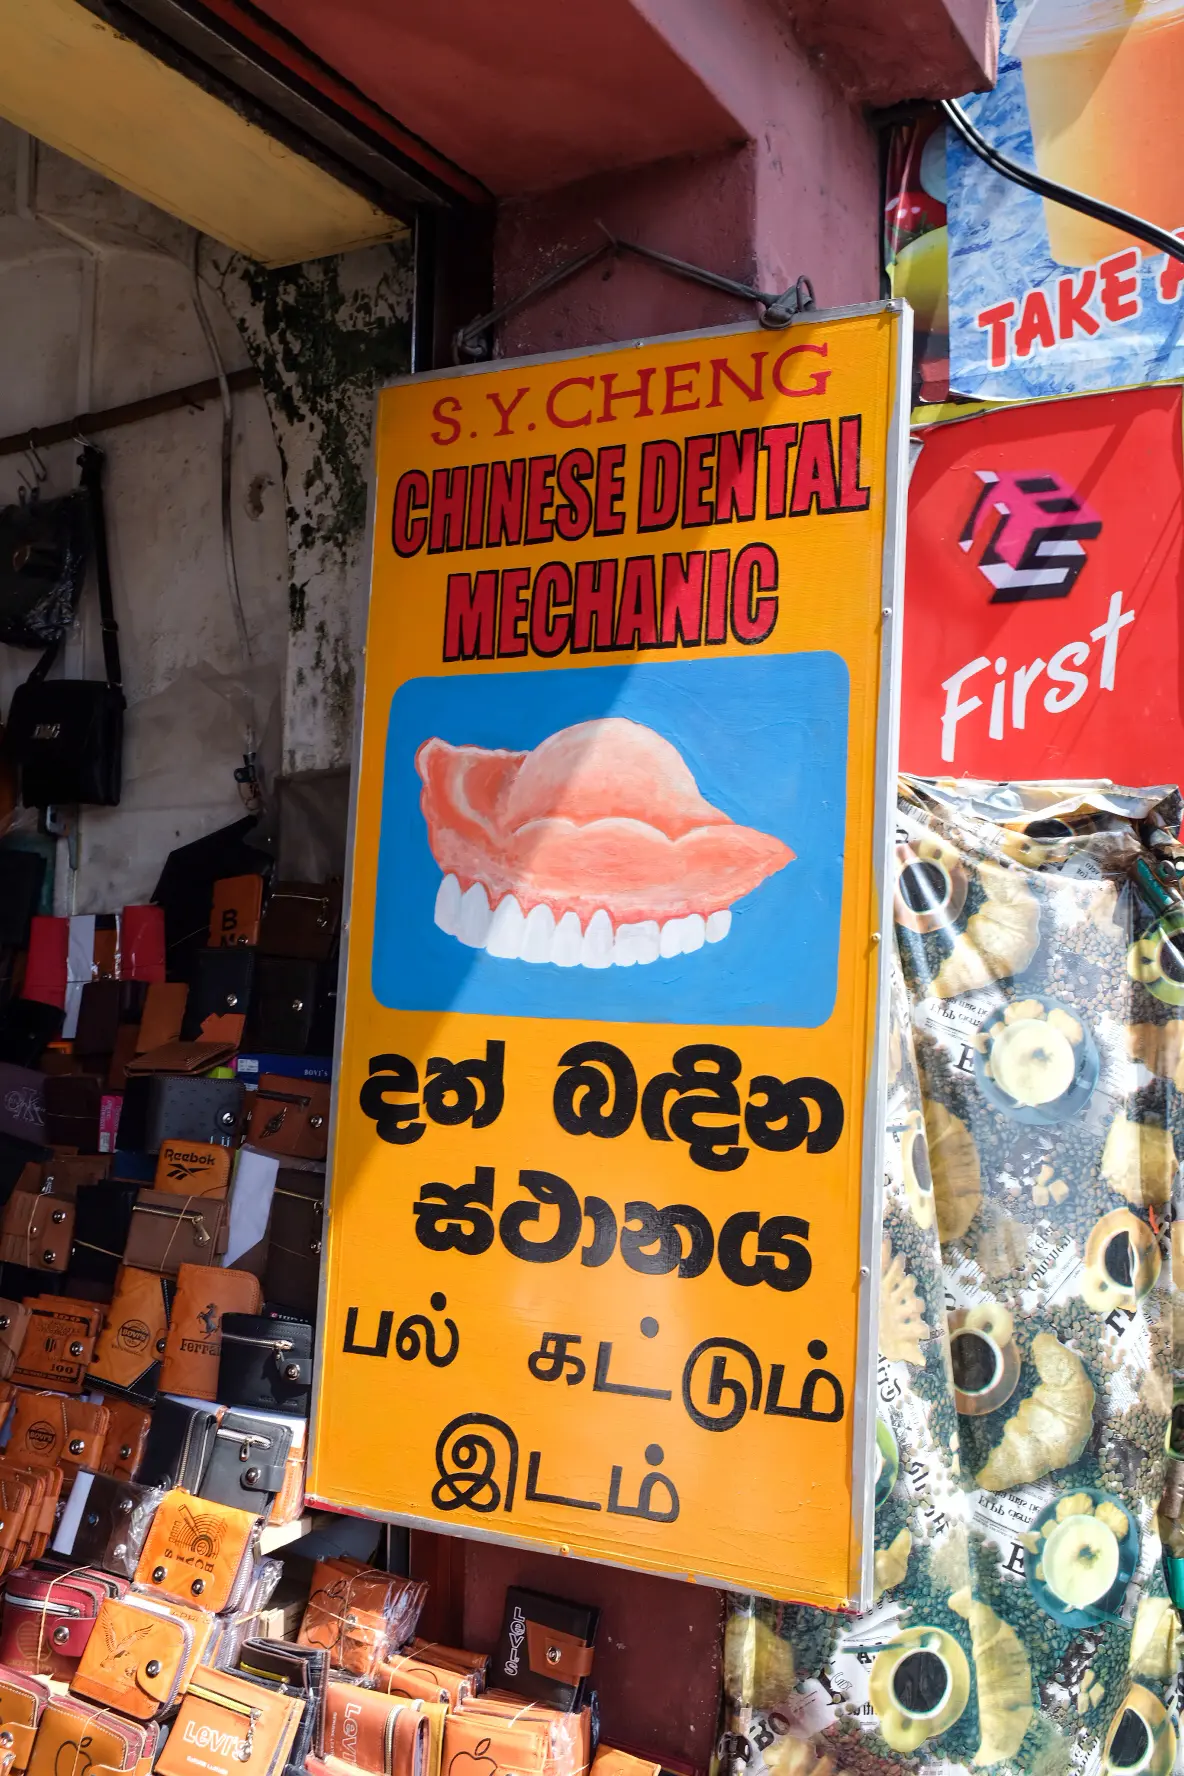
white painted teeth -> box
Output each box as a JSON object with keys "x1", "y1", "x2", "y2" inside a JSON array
[
  {"x1": 432, "y1": 875, "x2": 733, "y2": 966},
  {"x1": 485, "y1": 893, "x2": 526, "y2": 959},
  {"x1": 520, "y1": 901, "x2": 555, "y2": 962},
  {"x1": 705, "y1": 909, "x2": 732, "y2": 944},
  {"x1": 434, "y1": 873, "x2": 462, "y2": 936}
]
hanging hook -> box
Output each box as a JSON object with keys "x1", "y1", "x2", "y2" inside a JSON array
[{"x1": 23, "y1": 438, "x2": 47, "y2": 484}]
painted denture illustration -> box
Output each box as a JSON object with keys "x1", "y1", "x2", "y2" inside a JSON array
[{"x1": 415, "y1": 716, "x2": 793, "y2": 968}]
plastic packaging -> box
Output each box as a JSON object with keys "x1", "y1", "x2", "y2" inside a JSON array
[
  {"x1": 720, "y1": 776, "x2": 1184, "y2": 1776},
  {"x1": 298, "y1": 1559, "x2": 429, "y2": 1680}
]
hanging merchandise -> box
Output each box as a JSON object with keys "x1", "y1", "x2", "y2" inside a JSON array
[
  {"x1": 902, "y1": 385, "x2": 1184, "y2": 782},
  {"x1": 0, "y1": 472, "x2": 91, "y2": 652},
  {"x1": 947, "y1": 0, "x2": 1184, "y2": 400},
  {"x1": 5, "y1": 446, "x2": 124, "y2": 807},
  {"x1": 884, "y1": 115, "x2": 951, "y2": 406},
  {"x1": 720, "y1": 774, "x2": 1183, "y2": 1776}
]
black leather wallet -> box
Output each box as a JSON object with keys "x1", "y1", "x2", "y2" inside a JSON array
[
  {"x1": 70, "y1": 1181, "x2": 139, "y2": 1284},
  {"x1": 75, "y1": 980, "x2": 146, "y2": 1058},
  {"x1": 53, "y1": 1471, "x2": 166, "y2": 1578},
  {"x1": 137, "y1": 1396, "x2": 219, "y2": 1490},
  {"x1": 43, "y1": 1073, "x2": 104, "y2": 1151},
  {"x1": 218, "y1": 1314, "x2": 313, "y2": 1416},
  {"x1": 245, "y1": 958, "x2": 321, "y2": 1055},
  {"x1": 116, "y1": 1073, "x2": 244, "y2": 1153},
  {"x1": 491, "y1": 1587, "x2": 600, "y2": 1710},
  {"x1": 0, "y1": 849, "x2": 47, "y2": 948},
  {"x1": 199, "y1": 1411, "x2": 294, "y2": 1514},
  {"x1": 182, "y1": 946, "x2": 257, "y2": 1039},
  {"x1": 237, "y1": 1636, "x2": 327, "y2": 1764},
  {"x1": 0, "y1": 998, "x2": 64, "y2": 1068},
  {"x1": 263, "y1": 1173, "x2": 324, "y2": 1316}
]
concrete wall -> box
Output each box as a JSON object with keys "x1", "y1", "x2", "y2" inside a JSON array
[{"x1": 0, "y1": 122, "x2": 412, "y2": 912}]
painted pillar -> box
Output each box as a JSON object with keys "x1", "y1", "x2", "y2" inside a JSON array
[{"x1": 492, "y1": 0, "x2": 883, "y2": 357}]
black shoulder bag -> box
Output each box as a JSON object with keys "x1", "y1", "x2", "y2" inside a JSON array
[{"x1": 5, "y1": 445, "x2": 125, "y2": 807}]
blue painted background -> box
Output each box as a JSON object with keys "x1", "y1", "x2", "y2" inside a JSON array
[{"x1": 372, "y1": 654, "x2": 849, "y2": 1027}]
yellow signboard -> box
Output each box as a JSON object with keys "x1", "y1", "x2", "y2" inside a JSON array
[{"x1": 309, "y1": 306, "x2": 910, "y2": 1609}]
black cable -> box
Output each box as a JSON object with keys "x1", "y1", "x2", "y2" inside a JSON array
[{"x1": 941, "y1": 98, "x2": 1184, "y2": 265}]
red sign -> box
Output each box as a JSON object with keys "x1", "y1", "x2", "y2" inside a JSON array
[{"x1": 902, "y1": 387, "x2": 1184, "y2": 785}]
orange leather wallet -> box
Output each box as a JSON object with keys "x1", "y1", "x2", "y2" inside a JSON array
[
  {"x1": 160, "y1": 1265, "x2": 262, "y2": 1401},
  {"x1": 209, "y1": 876, "x2": 264, "y2": 948},
  {"x1": 25, "y1": 1695, "x2": 159, "y2": 1776},
  {"x1": 0, "y1": 1466, "x2": 56, "y2": 1572},
  {"x1": 378, "y1": 1655, "x2": 478, "y2": 1708},
  {"x1": 134, "y1": 1489, "x2": 258, "y2": 1613},
  {"x1": 592, "y1": 1753, "x2": 660, "y2": 1776},
  {"x1": 442, "y1": 1712, "x2": 549, "y2": 1776},
  {"x1": 86, "y1": 1267, "x2": 171, "y2": 1402},
  {"x1": 0, "y1": 1668, "x2": 49, "y2": 1775},
  {"x1": 460, "y1": 1697, "x2": 591, "y2": 1776},
  {"x1": 299, "y1": 1563, "x2": 423, "y2": 1680},
  {"x1": 323, "y1": 1686, "x2": 430, "y2": 1776},
  {"x1": 154, "y1": 1665, "x2": 304, "y2": 1776},
  {"x1": 154, "y1": 1142, "x2": 232, "y2": 1199},
  {"x1": 70, "y1": 1593, "x2": 218, "y2": 1720},
  {"x1": 6, "y1": 1393, "x2": 108, "y2": 1471}
]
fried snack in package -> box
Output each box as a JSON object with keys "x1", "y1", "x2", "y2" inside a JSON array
[{"x1": 720, "y1": 778, "x2": 1184, "y2": 1776}]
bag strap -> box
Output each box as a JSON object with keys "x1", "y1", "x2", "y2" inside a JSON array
[
  {"x1": 80, "y1": 446, "x2": 121, "y2": 689},
  {"x1": 26, "y1": 447, "x2": 121, "y2": 689}
]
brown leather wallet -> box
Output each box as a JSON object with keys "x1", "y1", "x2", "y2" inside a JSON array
[
  {"x1": 134, "y1": 1489, "x2": 258, "y2": 1612},
  {"x1": 123, "y1": 1190, "x2": 228, "y2": 1274},
  {"x1": 127, "y1": 1042, "x2": 238, "y2": 1076},
  {"x1": 0, "y1": 1300, "x2": 31, "y2": 1379},
  {"x1": 154, "y1": 1141, "x2": 232, "y2": 1198},
  {"x1": 25, "y1": 1695, "x2": 159, "y2": 1776},
  {"x1": 12, "y1": 1298, "x2": 104, "y2": 1393},
  {"x1": 71, "y1": 1593, "x2": 218, "y2": 1720},
  {"x1": 87, "y1": 1266, "x2": 171, "y2": 1401},
  {"x1": 97, "y1": 1398, "x2": 153, "y2": 1479},
  {"x1": 377, "y1": 1658, "x2": 475, "y2": 1708},
  {"x1": 0, "y1": 1192, "x2": 74, "y2": 1273},
  {"x1": 245, "y1": 1076, "x2": 330, "y2": 1160},
  {"x1": 265, "y1": 1415, "x2": 307, "y2": 1527},
  {"x1": 323, "y1": 1687, "x2": 430, "y2": 1776},
  {"x1": 7, "y1": 1390, "x2": 109, "y2": 1470},
  {"x1": 135, "y1": 982, "x2": 188, "y2": 1055},
  {"x1": 154, "y1": 1665, "x2": 304, "y2": 1776},
  {"x1": 40, "y1": 1154, "x2": 111, "y2": 1196},
  {"x1": 160, "y1": 1264, "x2": 262, "y2": 1400},
  {"x1": 0, "y1": 1668, "x2": 49, "y2": 1774}
]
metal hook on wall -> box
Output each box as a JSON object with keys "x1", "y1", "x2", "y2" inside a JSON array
[{"x1": 452, "y1": 228, "x2": 815, "y2": 364}]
